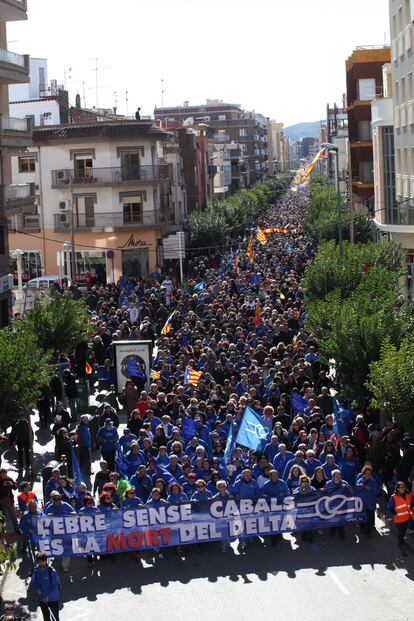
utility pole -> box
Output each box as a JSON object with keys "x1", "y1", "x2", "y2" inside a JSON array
[
  {"x1": 82, "y1": 81, "x2": 87, "y2": 108},
  {"x1": 125, "y1": 90, "x2": 129, "y2": 116},
  {"x1": 113, "y1": 89, "x2": 118, "y2": 114}
]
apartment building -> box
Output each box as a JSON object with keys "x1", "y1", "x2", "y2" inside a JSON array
[
  {"x1": 8, "y1": 120, "x2": 183, "y2": 284},
  {"x1": 326, "y1": 101, "x2": 349, "y2": 187},
  {"x1": 0, "y1": 0, "x2": 34, "y2": 326},
  {"x1": 268, "y1": 121, "x2": 286, "y2": 173},
  {"x1": 154, "y1": 101, "x2": 269, "y2": 191},
  {"x1": 346, "y1": 46, "x2": 391, "y2": 212}
]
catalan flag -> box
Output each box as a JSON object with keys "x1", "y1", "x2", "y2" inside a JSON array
[
  {"x1": 161, "y1": 311, "x2": 175, "y2": 335},
  {"x1": 256, "y1": 226, "x2": 268, "y2": 245},
  {"x1": 151, "y1": 369, "x2": 161, "y2": 380},
  {"x1": 184, "y1": 367, "x2": 203, "y2": 386},
  {"x1": 85, "y1": 361, "x2": 93, "y2": 375},
  {"x1": 292, "y1": 335, "x2": 298, "y2": 348},
  {"x1": 233, "y1": 254, "x2": 240, "y2": 271},
  {"x1": 247, "y1": 237, "x2": 254, "y2": 264},
  {"x1": 263, "y1": 227, "x2": 288, "y2": 234},
  {"x1": 303, "y1": 147, "x2": 326, "y2": 179}
]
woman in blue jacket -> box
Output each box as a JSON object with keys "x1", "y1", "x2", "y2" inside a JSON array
[
  {"x1": 167, "y1": 482, "x2": 189, "y2": 504},
  {"x1": 31, "y1": 552, "x2": 61, "y2": 621},
  {"x1": 356, "y1": 465, "x2": 380, "y2": 537},
  {"x1": 339, "y1": 447, "x2": 360, "y2": 484}
]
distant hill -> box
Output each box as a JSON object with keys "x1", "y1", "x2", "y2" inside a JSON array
[{"x1": 283, "y1": 121, "x2": 321, "y2": 141}]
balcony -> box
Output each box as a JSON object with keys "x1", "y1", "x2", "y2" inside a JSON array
[
  {"x1": 9, "y1": 212, "x2": 40, "y2": 232},
  {"x1": 0, "y1": 114, "x2": 32, "y2": 148},
  {"x1": 2, "y1": 183, "x2": 36, "y2": 216},
  {"x1": 51, "y1": 165, "x2": 169, "y2": 188},
  {"x1": 213, "y1": 134, "x2": 230, "y2": 143},
  {"x1": 53, "y1": 209, "x2": 176, "y2": 232},
  {"x1": 0, "y1": 0, "x2": 27, "y2": 21},
  {"x1": 0, "y1": 48, "x2": 29, "y2": 84}
]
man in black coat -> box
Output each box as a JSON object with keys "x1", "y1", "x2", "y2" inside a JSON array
[{"x1": 9, "y1": 415, "x2": 32, "y2": 473}]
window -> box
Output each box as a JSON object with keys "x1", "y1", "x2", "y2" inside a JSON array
[
  {"x1": 359, "y1": 161, "x2": 373, "y2": 183},
  {"x1": 39, "y1": 66, "x2": 45, "y2": 94},
  {"x1": 218, "y1": 115, "x2": 226, "y2": 121},
  {"x1": 401, "y1": 76, "x2": 406, "y2": 103},
  {"x1": 74, "y1": 155, "x2": 93, "y2": 180},
  {"x1": 75, "y1": 195, "x2": 95, "y2": 227},
  {"x1": 120, "y1": 151, "x2": 140, "y2": 179},
  {"x1": 239, "y1": 128, "x2": 247, "y2": 137},
  {"x1": 123, "y1": 196, "x2": 142, "y2": 224},
  {"x1": 357, "y1": 78, "x2": 376, "y2": 100},
  {"x1": 19, "y1": 156, "x2": 35, "y2": 173},
  {"x1": 358, "y1": 120, "x2": 372, "y2": 141}
]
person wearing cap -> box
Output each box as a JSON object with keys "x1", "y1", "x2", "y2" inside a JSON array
[
  {"x1": 31, "y1": 551, "x2": 61, "y2": 620},
  {"x1": 182, "y1": 472, "x2": 198, "y2": 497},
  {"x1": 96, "y1": 418, "x2": 119, "y2": 471},
  {"x1": 76, "y1": 415, "x2": 92, "y2": 476}
]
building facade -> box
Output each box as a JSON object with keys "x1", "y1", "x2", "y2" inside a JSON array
[
  {"x1": 154, "y1": 101, "x2": 269, "y2": 191},
  {"x1": 8, "y1": 120, "x2": 182, "y2": 284},
  {"x1": 0, "y1": 0, "x2": 34, "y2": 326},
  {"x1": 346, "y1": 46, "x2": 391, "y2": 212}
]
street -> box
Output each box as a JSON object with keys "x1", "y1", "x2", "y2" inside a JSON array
[{"x1": 2, "y1": 507, "x2": 414, "y2": 621}]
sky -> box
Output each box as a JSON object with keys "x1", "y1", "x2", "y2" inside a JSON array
[{"x1": 7, "y1": 0, "x2": 390, "y2": 127}]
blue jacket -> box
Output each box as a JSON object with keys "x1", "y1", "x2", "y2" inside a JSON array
[
  {"x1": 44, "y1": 478, "x2": 61, "y2": 502},
  {"x1": 191, "y1": 489, "x2": 213, "y2": 503},
  {"x1": 340, "y1": 459, "x2": 359, "y2": 484},
  {"x1": 78, "y1": 423, "x2": 92, "y2": 449},
  {"x1": 119, "y1": 432, "x2": 138, "y2": 453},
  {"x1": 355, "y1": 475, "x2": 380, "y2": 510},
  {"x1": 167, "y1": 492, "x2": 189, "y2": 503},
  {"x1": 303, "y1": 458, "x2": 321, "y2": 477},
  {"x1": 183, "y1": 481, "x2": 197, "y2": 497},
  {"x1": 20, "y1": 509, "x2": 44, "y2": 540},
  {"x1": 79, "y1": 505, "x2": 99, "y2": 515},
  {"x1": 129, "y1": 473, "x2": 153, "y2": 502},
  {"x1": 44, "y1": 500, "x2": 75, "y2": 516},
  {"x1": 282, "y1": 458, "x2": 306, "y2": 481},
  {"x1": 260, "y1": 479, "x2": 290, "y2": 498},
  {"x1": 146, "y1": 497, "x2": 168, "y2": 508},
  {"x1": 144, "y1": 415, "x2": 162, "y2": 434},
  {"x1": 324, "y1": 479, "x2": 350, "y2": 494},
  {"x1": 122, "y1": 496, "x2": 143, "y2": 509},
  {"x1": 96, "y1": 426, "x2": 119, "y2": 451},
  {"x1": 263, "y1": 442, "x2": 280, "y2": 464},
  {"x1": 31, "y1": 565, "x2": 60, "y2": 602},
  {"x1": 273, "y1": 451, "x2": 294, "y2": 477},
  {"x1": 322, "y1": 461, "x2": 340, "y2": 479},
  {"x1": 232, "y1": 478, "x2": 260, "y2": 501}
]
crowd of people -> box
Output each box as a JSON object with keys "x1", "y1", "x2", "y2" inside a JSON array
[{"x1": 1, "y1": 184, "x2": 414, "y2": 620}]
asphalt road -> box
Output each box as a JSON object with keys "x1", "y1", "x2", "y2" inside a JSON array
[{"x1": 3, "y1": 517, "x2": 414, "y2": 621}]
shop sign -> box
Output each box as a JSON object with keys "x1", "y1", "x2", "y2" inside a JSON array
[{"x1": 119, "y1": 235, "x2": 151, "y2": 249}]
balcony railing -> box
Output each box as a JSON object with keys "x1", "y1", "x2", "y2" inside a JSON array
[
  {"x1": 53, "y1": 209, "x2": 176, "y2": 231},
  {"x1": 51, "y1": 165, "x2": 169, "y2": 186},
  {"x1": 214, "y1": 134, "x2": 230, "y2": 142},
  {"x1": 10, "y1": 213, "x2": 40, "y2": 232},
  {"x1": 0, "y1": 47, "x2": 26, "y2": 67},
  {"x1": 4, "y1": 183, "x2": 34, "y2": 201},
  {"x1": 0, "y1": 115, "x2": 29, "y2": 132}
]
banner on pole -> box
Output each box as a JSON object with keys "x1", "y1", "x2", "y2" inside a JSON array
[{"x1": 33, "y1": 490, "x2": 365, "y2": 557}]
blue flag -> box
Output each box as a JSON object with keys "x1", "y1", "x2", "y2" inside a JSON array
[
  {"x1": 252, "y1": 272, "x2": 260, "y2": 286},
  {"x1": 333, "y1": 398, "x2": 354, "y2": 428},
  {"x1": 148, "y1": 456, "x2": 178, "y2": 486},
  {"x1": 127, "y1": 358, "x2": 146, "y2": 380},
  {"x1": 223, "y1": 421, "x2": 236, "y2": 463},
  {"x1": 116, "y1": 448, "x2": 129, "y2": 480},
  {"x1": 290, "y1": 391, "x2": 308, "y2": 414},
  {"x1": 71, "y1": 446, "x2": 83, "y2": 486},
  {"x1": 182, "y1": 416, "x2": 197, "y2": 441},
  {"x1": 235, "y1": 405, "x2": 270, "y2": 452},
  {"x1": 194, "y1": 281, "x2": 204, "y2": 291}
]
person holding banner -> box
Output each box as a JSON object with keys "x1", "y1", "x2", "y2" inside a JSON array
[{"x1": 31, "y1": 552, "x2": 61, "y2": 621}]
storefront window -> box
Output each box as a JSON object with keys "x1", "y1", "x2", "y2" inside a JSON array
[
  {"x1": 10, "y1": 250, "x2": 42, "y2": 285},
  {"x1": 121, "y1": 248, "x2": 148, "y2": 279},
  {"x1": 63, "y1": 251, "x2": 106, "y2": 285}
]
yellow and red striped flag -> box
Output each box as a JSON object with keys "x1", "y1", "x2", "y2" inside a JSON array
[
  {"x1": 85, "y1": 361, "x2": 93, "y2": 375},
  {"x1": 184, "y1": 367, "x2": 203, "y2": 386},
  {"x1": 256, "y1": 227, "x2": 268, "y2": 245},
  {"x1": 233, "y1": 254, "x2": 240, "y2": 271},
  {"x1": 247, "y1": 238, "x2": 254, "y2": 264},
  {"x1": 161, "y1": 311, "x2": 175, "y2": 335},
  {"x1": 151, "y1": 369, "x2": 161, "y2": 380},
  {"x1": 303, "y1": 147, "x2": 326, "y2": 179}
]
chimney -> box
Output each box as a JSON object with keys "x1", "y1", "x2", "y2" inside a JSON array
[{"x1": 75, "y1": 93, "x2": 81, "y2": 109}]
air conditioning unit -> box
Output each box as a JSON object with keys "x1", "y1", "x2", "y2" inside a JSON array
[
  {"x1": 58, "y1": 213, "x2": 70, "y2": 227},
  {"x1": 57, "y1": 170, "x2": 67, "y2": 181},
  {"x1": 59, "y1": 200, "x2": 70, "y2": 210}
]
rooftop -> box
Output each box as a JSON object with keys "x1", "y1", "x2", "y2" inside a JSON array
[{"x1": 32, "y1": 121, "x2": 168, "y2": 142}]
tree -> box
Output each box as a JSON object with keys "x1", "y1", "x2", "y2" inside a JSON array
[
  {"x1": 21, "y1": 295, "x2": 90, "y2": 359},
  {"x1": 0, "y1": 514, "x2": 17, "y2": 575},
  {"x1": 367, "y1": 336, "x2": 414, "y2": 431},
  {"x1": 302, "y1": 240, "x2": 404, "y2": 302},
  {"x1": 0, "y1": 325, "x2": 51, "y2": 430}
]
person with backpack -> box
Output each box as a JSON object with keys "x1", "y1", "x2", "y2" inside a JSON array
[{"x1": 31, "y1": 552, "x2": 61, "y2": 621}]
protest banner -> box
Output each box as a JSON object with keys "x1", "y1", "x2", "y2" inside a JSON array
[{"x1": 33, "y1": 490, "x2": 365, "y2": 557}]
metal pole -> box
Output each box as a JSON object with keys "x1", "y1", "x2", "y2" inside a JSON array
[
  {"x1": 335, "y1": 150, "x2": 343, "y2": 258},
  {"x1": 70, "y1": 184, "x2": 76, "y2": 283},
  {"x1": 178, "y1": 233, "x2": 184, "y2": 284}
]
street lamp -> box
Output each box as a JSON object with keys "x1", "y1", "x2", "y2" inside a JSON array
[
  {"x1": 63, "y1": 241, "x2": 72, "y2": 281},
  {"x1": 11, "y1": 248, "x2": 24, "y2": 295},
  {"x1": 321, "y1": 142, "x2": 342, "y2": 258}
]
